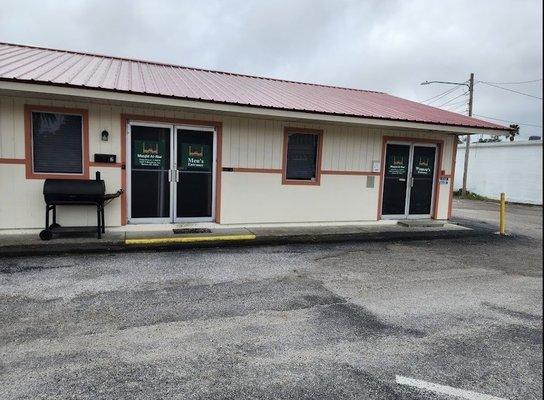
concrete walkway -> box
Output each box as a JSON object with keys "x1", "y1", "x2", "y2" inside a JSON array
[{"x1": 0, "y1": 221, "x2": 476, "y2": 257}]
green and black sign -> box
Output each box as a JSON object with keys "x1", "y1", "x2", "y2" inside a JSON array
[
  {"x1": 133, "y1": 139, "x2": 166, "y2": 168},
  {"x1": 386, "y1": 155, "x2": 407, "y2": 176},
  {"x1": 180, "y1": 143, "x2": 211, "y2": 171},
  {"x1": 414, "y1": 156, "x2": 433, "y2": 176}
]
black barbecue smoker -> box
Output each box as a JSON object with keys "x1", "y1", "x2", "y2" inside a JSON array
[{"x1": 40, "y1": 172, "x2": 123, "y2": 240}]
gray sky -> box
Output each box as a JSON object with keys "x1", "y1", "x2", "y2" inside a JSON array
[{"x1": 1, "y1": 0, "x2": 542, "y2": 137}]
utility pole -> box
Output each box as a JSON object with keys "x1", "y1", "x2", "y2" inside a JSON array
[
  {"x1": 420, "y1": 73, "x2": 475, "y2": 196},
  {"x1": 462, "y1": 73, "x2": 475, "y2": 196}
]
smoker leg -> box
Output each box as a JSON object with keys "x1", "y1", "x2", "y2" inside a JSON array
[
  {"x1": 101, "y1": 205, "x2": 105, "y2": 233},
  {"x1": 96, "y1": 205, "x2": 101, "y2": 239},
  {"x1": 45, "y1": 205, "x2": 50, "y2": 230},
  {"x1": 49, "y1": 205, "x2": 60, "y2": 229},
  {"x1": 40, "y1": 205, "x2": 53, "y2": 240}
]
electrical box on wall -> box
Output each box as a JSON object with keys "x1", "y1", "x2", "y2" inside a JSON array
[{"x1": 94, "y1": 154, "x2": 116, "y2": 163}]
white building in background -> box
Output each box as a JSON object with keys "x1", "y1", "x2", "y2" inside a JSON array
[{"x1": 456, "y1": 140, "x2": 543, "y2": 205}]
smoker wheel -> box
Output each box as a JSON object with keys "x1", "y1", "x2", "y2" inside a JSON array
[
  {"x1": 49, "y1": 223, "x2": 61, "y2": 229},
  {"x1": 39, "y1": 229, "x2": 53, "y2": 241}
]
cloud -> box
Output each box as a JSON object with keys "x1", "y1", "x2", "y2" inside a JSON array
[{"x1": 0, "y1": 0, "x2": 541, "y2": 136}]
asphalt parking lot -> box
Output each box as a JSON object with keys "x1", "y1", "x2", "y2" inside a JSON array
[{"x1": 0, "y1": 199, "x2": 542, "y2": 399}]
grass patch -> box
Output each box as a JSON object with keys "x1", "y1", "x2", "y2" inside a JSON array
[{"x1": 453, "y1": 189, "x2": 495, "y2": 202}]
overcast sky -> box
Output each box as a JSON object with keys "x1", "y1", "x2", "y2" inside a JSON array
[{"x1": 1, "y1": 0, "x2": 542, "y2": 137}]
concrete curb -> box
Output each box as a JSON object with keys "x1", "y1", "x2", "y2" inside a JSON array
[{"x1": 0, "y1": 228, "x2": 489, "y2": 259}]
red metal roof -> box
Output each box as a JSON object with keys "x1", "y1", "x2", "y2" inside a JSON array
[{"x1": 0, "y1": 42, "x2": 507, "y2": 131}]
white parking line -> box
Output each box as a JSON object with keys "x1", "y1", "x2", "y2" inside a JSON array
[{"x1": 395, "y1": 375, "x2": 508, "y2": 400}]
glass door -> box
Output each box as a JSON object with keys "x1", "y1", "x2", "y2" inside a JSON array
[
  {"x1": 381, "y1": 143, "x2": 411, "y2": 218},
  {"x1": 174, "y1": 127, "x2": 215, "y2": 222},
  {"x1": 127, "y1": 123, "x2": 173, "y2": 223},
  {"x1": 381, "y1": 142, "x2": 438, "y2": 219},
  {"x1": 408, "y1": 145, "x2": 437, "y2": 217}
]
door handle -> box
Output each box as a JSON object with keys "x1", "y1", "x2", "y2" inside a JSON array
[
  {"x1": 410, "y1": 177, "x2": 414, "y2": 187},
  {"x1": 399, "y1": 178, "x2": 406, "y2": 182},
  {"x1": 175, "y1": 170, "x2": 180, "y2": 182}
]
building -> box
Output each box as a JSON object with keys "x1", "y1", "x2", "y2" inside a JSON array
[
  {"x1": 455, "y1": 140, "x2": 543, "y2": 205},
  {"x1": 0, "y1": 42, "x2": 510, "y2": 230}
]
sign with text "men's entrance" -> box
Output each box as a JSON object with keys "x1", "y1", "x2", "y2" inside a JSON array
[{"x1": 180, "y1": 143, "x2": 211, "y2": 171}]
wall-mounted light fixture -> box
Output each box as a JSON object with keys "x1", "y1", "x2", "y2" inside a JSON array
[{"x1": 101, "y1": 130, "x2": 109, "y2": 141}]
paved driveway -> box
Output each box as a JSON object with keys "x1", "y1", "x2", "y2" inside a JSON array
[
  {"x1": 0, "y1": 200, "x2": 542, "y2": 399},
  {"x1": 452, "y1": 197, "x2": 542, "y2": 240}
]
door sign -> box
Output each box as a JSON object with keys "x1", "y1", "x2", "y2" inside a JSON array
[
  {"x1": 386, "y1": 155, "x2": 408, "y2": 176},
  {"x1": 133, "y1": 139, "x2": 166, "y2": 168},
  {"x1": 414, "y1": 156, "x2": 433, "y2": 176},
  {"x1": 180, "y1": 143, "x2": 211, "y2": 171}
]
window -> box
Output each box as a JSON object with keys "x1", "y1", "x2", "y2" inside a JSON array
[
  {"x1": 25, "y1": 106, "x2": 89, "y2": 179},
  {"x1": 282, "y1": 128, "x2": 322, "y2": 185}
]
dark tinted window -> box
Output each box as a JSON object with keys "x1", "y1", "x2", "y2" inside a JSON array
[
  {"x1": 285, "y1": 133, "x2": 319, "y2": 180},
  {"x1": 32, "y1": 112, "x2": 83, "y2": 174}
]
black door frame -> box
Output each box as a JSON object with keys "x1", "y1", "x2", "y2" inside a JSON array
[{"x1": 379, "y1": 137, "x2": 441, "y2": 220}]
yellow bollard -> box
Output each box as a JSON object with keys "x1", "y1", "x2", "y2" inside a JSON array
[{"x1": 499, "y1": 192, "x2": 506, "y2": 235}]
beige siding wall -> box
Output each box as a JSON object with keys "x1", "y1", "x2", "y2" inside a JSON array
[
  {"x1": 221, "y1": 173, "x2": 380, "y2": 223},
  {"x1": 0, "y1": 93, "x2": 455, "y2": 229},
  {"x1": 222, "y1": 119, "x2": 456, "y2": 175},
  {"x1": 221, "y1": 119, "x2": 386, "y2": 172}
]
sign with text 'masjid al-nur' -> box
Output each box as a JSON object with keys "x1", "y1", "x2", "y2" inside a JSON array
[
  {"x1": 181, "y1": 143, "x2": 211, "y2": 171},
  {"x1": 133, "y1": 140, "x2": 166, "y2": 168},
  {"x1": 386, "y1": 155, "x2": 407, "y2": 176}
]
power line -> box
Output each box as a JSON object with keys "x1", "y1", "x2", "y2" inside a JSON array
[
  {"x1": 445, "y1": 104, "x2": 468, "y2": 114},
  {"x1": 479, "y1": 78, "x2": 542, "y2": 85},
  {"x1": 474, "y1": 113, "x2": 542, "y2": 128},
  {"x1": 443, "y1": 106, "x2": 468, "y2": 114},
  {"x1": 436, "y1": 91, "x2": 469, "y2": 108},
  {"x1": 426, "y1": 86, "x2": 463, "y2": 104},
  {"x1": 441, "y1": 98, "x2": 469, "y2": 108},
  {"x1": 428, "y1": 89, "x2": 465, "y2": 106},
  {"x1": 420, "y1": 84, "x2": 464, "y2": 104},
  {"x1": 477, "y1": 81, "x2": 543, "y2": 100}
]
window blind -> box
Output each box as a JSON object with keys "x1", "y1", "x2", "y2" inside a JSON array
[
  {"x1": 32, "y1": 112, "x2": 83, "y2": 174},
  {"x1": 285, "y1": 133, "x2": 318, "y2": 180}
]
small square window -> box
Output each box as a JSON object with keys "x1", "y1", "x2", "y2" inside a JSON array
[{"x1": 283, "y1": 129, "x2": 322, "y2": 185}]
